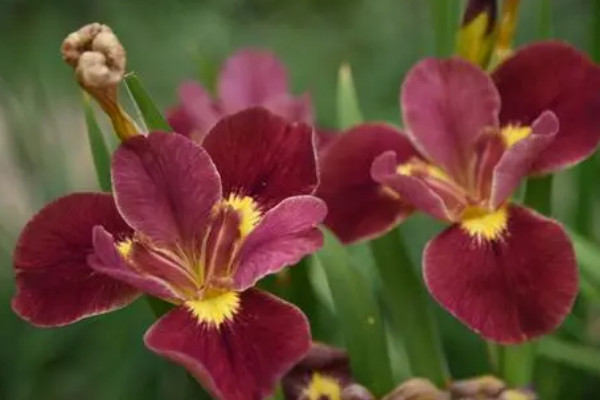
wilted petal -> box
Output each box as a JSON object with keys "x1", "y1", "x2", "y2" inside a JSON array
[
  {"x1": 401, "y1": 58, "x2": 500, "y2": 182},
  {"x1": 167, "y1": 81, "x2": 222, "y2": 142},
  {"x1": 112, "y1": 132, "x2": 221, "y2": 249},
  {"x1": 489, "y1": 111, "x2": 558, "y2": 208},
  {"x1": 144, "y1": 289, "x2": 310, "y2": 400},
  {"x1": 371, "y1": 151, "x2": 461, "y2": 222},
  {"x1": 234, "y1": 196, "x2": 326, "y2": 290},
  {"x1": 89, "y1": 226, "x2": 182, "y2": 301},
  {"x1": 203, "y1": 107, "x2": 318, "y2": 209},
  {"x1": 316, "y1": 123, "x2": 417, "y2": 244},
  {"x1": 424, "y1": 205, "x2": 577, "y2": 343},
  {"x1": 12, "y1": 193, "x2": 138, "y2": 327},
  {"x1": 218, "y1": 48, "x2": 289, "y2": 113},
  {"x1": 493, "y1": 41, "x2": 600, "y2": 174}
]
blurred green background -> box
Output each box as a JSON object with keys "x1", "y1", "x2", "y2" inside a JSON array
[{"x1": 1, "y1": 0, "x2": 600, "y2": 399}]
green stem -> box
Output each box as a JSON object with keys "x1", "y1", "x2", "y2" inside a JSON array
[{"x1": 370, "y1": 228, "x2": 449, "y2": 387}]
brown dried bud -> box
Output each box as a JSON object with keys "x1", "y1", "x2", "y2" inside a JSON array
[
  {"x1": 382, "y1": 378, "x2": 449, "y2": 400},
  {"x1": 62, "y1": 23, "x2": 125, "y2": 89},
  {"x1": 449, "y1": 375, "x2": 506, "y2": 398}
]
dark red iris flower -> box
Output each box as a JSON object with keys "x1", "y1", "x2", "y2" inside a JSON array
[
  {"x1": 282, "y1": 343, "x2": 374, "y2": 400},
  {"x1": 318, "y1": 41, "x2": 600, "y2": 342},
  {"x1": 12, "y1": 107, "x2": 326, "y2": 400}
]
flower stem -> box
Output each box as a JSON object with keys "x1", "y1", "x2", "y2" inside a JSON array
[{"x1": 370, "y1": 228, "x2": 449, "y2": 387}]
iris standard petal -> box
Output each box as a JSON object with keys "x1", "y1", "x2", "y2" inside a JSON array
[
  {"x1": 424, "y1": 205, "x2": 577, "y2": 343},
  {"x1": 261, "y1": 92, "x2": 314, "y2": 125},
  {"x1": 218, "y1": 49, "x2": 290, "y2": 114},
  {"x1": 112, "y1": 132, "x2": 222, "y2": 249},
  {"x1": 493, "y1": 41, "x2": 600, "y2": 174},
  {"x1": 12, "y1": 193, "x2": 139, "y2": 327},
  {"x1": 203, "y1": 107, "x2": 318, "y2": 209},
  {"x1": 316, "y1": 123, "x2": 417, "y2": 244},
  {"x1": 234, "y1": 196, "x2": 326, "y2": 290},
  {"x1": 401, "y1": 57, "x2": 500, "y2": 182},
  {"x1": 144, "y1": 289, "x2": 311, "y2": 400}
]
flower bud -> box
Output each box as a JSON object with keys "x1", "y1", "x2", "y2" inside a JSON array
[
  {"x1": 456, "y1": 0, "x2": 497, "y2": 67},
  {"x1": 449, "y1": 375, "x2": 505, "y2": 398},
  {"x1": 62, "y1": 23, "x2": 138, "y2": 141},
  {"x1": 382, "y1": 378, "x2": 449, "y2": 400},
  {"x1": 341, "y1": 383, "x2": 375, "y2": 400}
]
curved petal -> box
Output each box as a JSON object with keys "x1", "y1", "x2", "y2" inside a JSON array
[
  {"x1": 401, "y1": 57, "x2": 500, "y2": 182},
  {"x1": 144, "y1": 289, "x2": 311, "y2": 400},
  {"x1": 218, "y1": 48, "x2": 289, "y2": 113},
  {"x1": 89, "y1": 226, "x2": 183, "y2": 301},
  {"x1": 112, "y1": 132, "x2": 221, "y2": 249},
  {"x1": 233, "y1": 196, "x2": 326, "y2": 290},
  {"x1": 167, "y1": 81, "x2": 222, "y2": 142},
  {"x1": 371, "y1": 151, "x2": 461, "y2": 222},
  {"x1": 424, "y1": 205, "x2": 578, "y2": 343},
  {"x1": 12, "y1": 193, "x2": 138, "y2": 327},
  {"x1": 489, "y1": 111, "x2": 558, "y2": 208},
  {"x1": 493, "y1": 41, "x2": 600, "y2": 174},
  {"x1": 203, "y1": 107, "x2": 318, "y2": 209},
  {"x1": 316, "y1": 123, "x2": 417, "y2": 244}
]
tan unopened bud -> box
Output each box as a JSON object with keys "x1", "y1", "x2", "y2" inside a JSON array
[
  {"x1": 449, "y1": 375, "x2": 506, "y2": 398},
  {"x1": 382, "y1": 378, "x2": 449, "y2": 400},
  {"x1": 61, "y1": 23, "x2": 138, "y2": 141},
  {"x1": 498, "y1": 388, "x2": 537, "y2": 400},
  {"x1": 341, "y1": 384, "x2": 375, "y2": 400}
]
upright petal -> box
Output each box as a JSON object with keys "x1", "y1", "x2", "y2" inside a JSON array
[
  {"x1": 203, "y1": 107, "x2": 318, "y2": 209},
  {"x1": 234, "y1": 196, "x2": 326, "y2": 290},
  {"x1": 144, "y1": 289, "x2": 311, "y2": 400},
  {"x1": 493, "y1": 41, "x2": 600, "y2": 174},
  {"x1": 424, "y1": 205, "x2": 577, "y2": 343},
  {"x1": 316, "y1": 124, "x2": 417, "y2": 244},
  {"x1": 262, "y1": 93, "x2": 314, "y2": 124},
  {"x1": 218, "y1": 49, "x2": 289, "y2": 113},
  {"x1": 489, "y1": 111, "x2": 558, "y2": 208},
  {"x1": 112, "y1": 132, "x2": 221, "y2": 249},
  {"x1": 168, "y1": 81, "x2": 222, "y2": 142},
  {"x1": 12, "y1": 193, "x2": 138, "y2": 327},
  {"x1": 401, "y1": 58, "x2": 500, "y2": 182}
]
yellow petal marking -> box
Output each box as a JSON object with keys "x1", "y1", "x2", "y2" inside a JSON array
[
  {"x1": 460, "y1": 206, "x2": 508, "y2": 242},
  {"x1": 117, "y1": 238, "x2": 133, "y2": 258},
  {"x1": 185, "y1": 291, "x2": 240, "y2": 328},
  {"x1": 303, "y1": 372, "x2": 342, "y2": 400},
  {"x1": 223, "y1": 194, "x2": 262, "y2": 237},
  {"x1": 501, "y1": 124, "x2": 532, "y2": 148}
]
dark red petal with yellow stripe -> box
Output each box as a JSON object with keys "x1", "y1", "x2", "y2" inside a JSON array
[
  {"x1": 234, "y1": 195, "x2": 326, "y2": 290},
  {"x1": 12, "y1": 193, "x2": 139, "y2": 327},
  {"x1": 316, "y1": 124, "x2": 417, "y2": 244},
  {"x1": 144, "y1": 289, "x2": 310, "y2": 400},
  {"x1": 203, "y1": 107, "x2": 318, "y2": 210},
  {"x1": 493, "y1": 41, "x2": 600, "y2": 174},
  {"x1": 401, "y1": 57, "x2": 500, "y2": 183},
  {"x1": 218, "y1": 49, "x2": 290, "y2": 114},
  {"x1": 112, "y1": 132, "x2": 221, "y2": 250},
  {"x1": 424, "y1": 205, "x2": 577, "y2": 343}
]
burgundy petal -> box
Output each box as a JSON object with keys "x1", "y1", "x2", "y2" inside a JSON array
[
  {"x1": 12, "y1": 193, "x2": 138, "y2": 327},
  {"x1": 371, "y1": 151, "x2": 461, "y2": 222},
  {"x1": 112, "y1": 132, "x2": 221, "y2": 249},
  {"x1": 316, "y1": 123, "x2": 417, "y2": 244},
  {"x1": 493, "y1": 41, "x2": 600, "y2": 174},
  {"x1": 262, "y1": 93, "x2": 314, "y2": 125},
  {"x1": 144, "y1": 289, "x2": 311, "y2": 400},
  {"x1": 234, "y1": 196, "x2": 326, "y2": 290},
  {"x1": 401, "y1": 57, "x2": 500, "y2": 183},
  {"x1": 168, "y1": 81, "x2": 222, "y2": 142},
  {"x1": 203, "y1": 107, "x2": 318, "y2": 209},
  {"x1": 218, "y1": 49, "x2": 289, "y2": 113},
  {"x1": 424, "y1": 205, "x2": 578, "y2": 343},
  {"x1": 489, "y1": 111, "x2": 558, "y2": 208},
  {"x1": 89, "y1": 226, "x2": 182, "y2": 301}
]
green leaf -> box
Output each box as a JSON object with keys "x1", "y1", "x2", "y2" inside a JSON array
[
  {"x1": 567, "y1": 228, "x2": 600, "y2": 293},
  {"x1": 336, "y1": 63, "x2": 363, "y2": 130},
  {"x1": 124, "y1": 73, "x2": 171, "y2": 132},
  {"x1": 370, "y1": 228, "x2": 448, "y2": 386},
  {"x1": 538, "y1": 337, "x2": 600, "y2": 376},
  {"x1": 315, "y1": 230, "x2": 393, "y2": 396},
  {"x1": 83, "y1": 93, "x2": 112, "y2": 192}
]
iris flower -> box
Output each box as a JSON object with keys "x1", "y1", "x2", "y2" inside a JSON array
[
  {"x1": 318, "y1": 42, "x2": 600, "y2": 342},
  {"x1": 12, "y1": 108, "x2": 326, "y2": 400},
  {"x1": 282, "y1": 343, "x2": 373, "y2": 400}
]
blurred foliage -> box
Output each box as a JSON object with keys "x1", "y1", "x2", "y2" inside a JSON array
[{"x1": 2, "y1": 0, "x2": 600, "y2": 399}]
